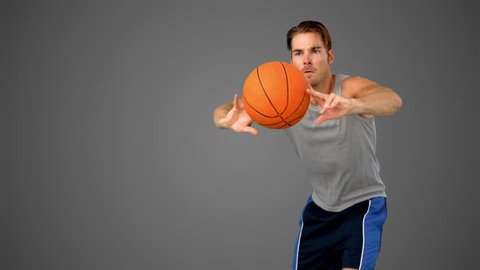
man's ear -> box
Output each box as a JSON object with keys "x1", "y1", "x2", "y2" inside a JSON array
[{"x1": 328, "y1": 49, "x2": 335, "y2": 64}]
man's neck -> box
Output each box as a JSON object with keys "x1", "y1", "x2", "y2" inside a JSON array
[{"x1": 315, "y1": 73, "x2": 335, "y2": 94}]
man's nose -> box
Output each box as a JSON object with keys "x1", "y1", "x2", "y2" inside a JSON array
[{"x1": 303, "y1": 53, "x2": 312, "y2": 65}]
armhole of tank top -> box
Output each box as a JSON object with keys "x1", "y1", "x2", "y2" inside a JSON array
[{"x1": 353, "y1": 113, "x2": 375, "y2": 123}]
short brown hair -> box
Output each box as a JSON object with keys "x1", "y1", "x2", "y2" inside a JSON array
[{"x1": 286, "y1": 21, "x2": 332, "y2": 51}]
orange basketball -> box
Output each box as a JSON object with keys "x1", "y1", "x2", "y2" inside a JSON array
[{"x1": 242, "y1": 61, "x2": 309, "y2": 129}]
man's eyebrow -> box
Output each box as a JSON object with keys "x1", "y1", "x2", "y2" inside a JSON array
[{"x1": 292, "y1": 46, "x2": 323, "y2": 52}]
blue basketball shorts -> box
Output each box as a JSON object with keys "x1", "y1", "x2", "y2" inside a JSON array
[{"x1": 292, "y1": 196, "x2": 387, "y2": 270}]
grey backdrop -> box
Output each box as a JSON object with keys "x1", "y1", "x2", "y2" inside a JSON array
[{"x1": 3, "y1": 0, "x2": 480, "y2": 269}]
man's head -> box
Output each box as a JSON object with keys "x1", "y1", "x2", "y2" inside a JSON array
[
  {"x1": 287, "y1": 21, "x2": 335, "y2": 89},
  {"x1": 287, "y1": 21, "x2": 332, "y2": 52}
]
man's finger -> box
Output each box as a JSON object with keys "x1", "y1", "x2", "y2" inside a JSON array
[
  {"x1": 320, "y1": 93, "x2": 337, "y2": 113},
  {"x1": 327, "y1": 93, "x2": 336, "y2": 105},
  {"x1": 308, "y1": 89, "x2": 330, "y2": 106},
  {"x1": 233, "y1": 94, "x2": 239, "y2": 109},
  {"x1": 315, "y1": 114, "x2": 329, "y2": 125},
  {"x1": 244, "y1": 126, "x2": 259, "y2": 136}
]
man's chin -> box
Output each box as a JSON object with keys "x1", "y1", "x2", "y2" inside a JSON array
[{"x1": 306, "y1": 77, "x2": 319, "y2": 86}]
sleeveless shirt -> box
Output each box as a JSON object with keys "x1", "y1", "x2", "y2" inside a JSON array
[{"x1": 286, "y1": 74, "x2": 386, "y2": 212}]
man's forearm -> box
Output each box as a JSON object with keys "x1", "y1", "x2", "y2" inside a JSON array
[{"x1": 350, "y1": 87, "x2": 402, "y2": 118}]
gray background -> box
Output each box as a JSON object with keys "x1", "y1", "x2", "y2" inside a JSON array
[{"x1": 3, "y1": 0, "x2": 479, "y2": 269}]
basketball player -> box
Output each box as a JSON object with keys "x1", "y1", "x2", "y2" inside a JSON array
[{"x1": 213, "y1": 21, "x2": 402, "y2": 270}]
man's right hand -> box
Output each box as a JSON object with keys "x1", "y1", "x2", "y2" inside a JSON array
[{"x1": 221, "y1": 94, "x2": 259, "y2": 136}]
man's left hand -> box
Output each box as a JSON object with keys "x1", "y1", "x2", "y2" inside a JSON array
[{"x1": 307, "y1": 87, "x2": 354, "y2": 125}]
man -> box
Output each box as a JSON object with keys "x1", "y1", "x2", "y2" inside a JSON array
[{"x1": 213, "y1": 21, "x2": 402, "y2": 270}]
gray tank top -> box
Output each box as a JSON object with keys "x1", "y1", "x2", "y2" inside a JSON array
[{"x1": 286, "y1": 74, "x2": 386, "y2": 212}]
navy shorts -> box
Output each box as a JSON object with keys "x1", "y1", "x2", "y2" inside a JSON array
[{"x1": 292, "y1": 196, "x2": 387, "y2": 270}]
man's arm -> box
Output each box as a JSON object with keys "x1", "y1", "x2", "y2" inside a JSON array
[
  {"x1": 342, "y1": 76, "x2": 403, "y2": 119},
  {"x1": 307, "y1": 76, "x2": 402, "y2": 125}
]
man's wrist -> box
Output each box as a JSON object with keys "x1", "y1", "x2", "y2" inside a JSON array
[
  {"x1": 219, "y1": 119, "x2": 231, "y2": 129},
  {"x1": 348, "y1": 98, "x2": 364, "y2": 115}
]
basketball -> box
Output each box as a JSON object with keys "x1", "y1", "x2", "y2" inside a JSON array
[{"x1": 242, "y1": 61, "x2": 310, "y2": 129}]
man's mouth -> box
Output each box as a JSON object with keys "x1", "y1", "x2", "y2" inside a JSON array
[{"x1": 302, "y1": 68, "x2": 315, "y2": 74}]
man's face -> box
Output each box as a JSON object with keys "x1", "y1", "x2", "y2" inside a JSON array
[{"x1": 290, "y1": 32, "x2": 334, "y2": 88}]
